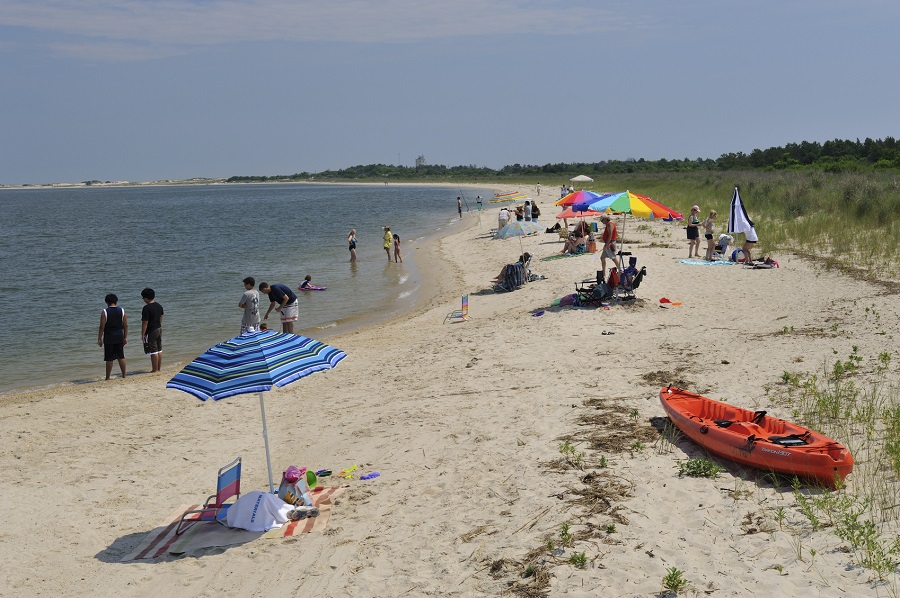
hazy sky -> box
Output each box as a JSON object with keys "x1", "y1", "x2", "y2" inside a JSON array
[{"x1": 2, "y1": 1, "x2": 898, "y2": 184}]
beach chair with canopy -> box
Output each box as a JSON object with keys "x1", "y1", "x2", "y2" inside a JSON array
[{"x1": 176, "y1": 456, "x2": 242, "y2": 535}]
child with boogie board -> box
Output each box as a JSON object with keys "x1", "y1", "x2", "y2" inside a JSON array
[{"x1": 298, "y1": 275, "x2": 327, "y2": 291}]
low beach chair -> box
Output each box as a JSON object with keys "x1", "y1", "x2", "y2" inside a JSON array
[
  {"x1": 712, "y1": 234, "x2": 734, "y2": 261},
  {"x1": 443, "y1": 295, "x2": 470, "y2": 324},
  {"x1": 176, "y1": 456, "x2": 242, "y2": 535}
]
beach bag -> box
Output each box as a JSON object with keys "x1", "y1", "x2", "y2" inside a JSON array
[
  {"x1": 277, "y1": 465, "x2": 312, "y2": 506},
  {"x1": 607, "y1": 268, "x2": 620, "y2": 289},
  {"x1": 587, "y1": 241, "x2": 597, "y2": 253}
]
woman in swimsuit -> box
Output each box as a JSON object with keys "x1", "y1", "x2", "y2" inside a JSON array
[
  {"x1": 686, "y1": 205, "x2": 701, "y2": 258},
  {"x1": 348, "y1": 229, "x2": 357, "y2": 262}
]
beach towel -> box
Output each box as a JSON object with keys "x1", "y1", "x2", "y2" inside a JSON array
[
  {"x1": 121, "y1": 486, "x2": 345, "y2": 561},
  {"x1": 539, "y1": 252, "x2": 590, "y2": 262},
  {"x1": 550, "y1": 293, "x2": 578, "y2": 307},
  {"x1": 678, "y1": 259, "x2": 737, "y2": 266}
]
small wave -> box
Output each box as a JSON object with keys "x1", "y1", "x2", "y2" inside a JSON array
[
  {"x1": 398, "y1": 290, "x2": 413, "y2": 299},
  {"x1": 315, "y1": 322, "x2": 337, "y2": 329},
  {"x1": 399, "y1": 274, "x2": 409, "y2": 284}
]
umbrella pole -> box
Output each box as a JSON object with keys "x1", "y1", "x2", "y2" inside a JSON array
[{"x1": 258, "y1": 392, "x2": 275, "y2": 493}]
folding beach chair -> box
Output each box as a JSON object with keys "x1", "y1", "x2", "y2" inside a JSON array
[
  {"x1": 712, "y1": 234, "x2": 734, "y2": 261},
  {"x1": 443, "y1": 295, "x2": 470, "y2": 324},
  {"x1": 176, "y1": 456, "x2": 242, "y2": 535}
]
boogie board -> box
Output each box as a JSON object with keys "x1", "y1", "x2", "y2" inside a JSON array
[{"x1": 298, "y1": 285, "x2": 327, "y2": 291}]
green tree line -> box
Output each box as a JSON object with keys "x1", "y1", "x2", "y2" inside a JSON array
[{"x1": 225, "y1": 136, "x2": 900, "y2": 183}]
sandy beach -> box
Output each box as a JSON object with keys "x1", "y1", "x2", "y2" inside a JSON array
[{"x1": 2, "y1": 187, "x2": 898, "y2": 597}]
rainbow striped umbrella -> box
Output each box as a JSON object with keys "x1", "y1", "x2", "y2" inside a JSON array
[
  {"x1": 554, "y1": 189, "x2": 605, "y2": 207},
  {"x1": 167, "y1": 330, "x2": 346, "y2": 491},
  {"x1": 588, "y1": 190, "x2": 683, "y2": 220}
]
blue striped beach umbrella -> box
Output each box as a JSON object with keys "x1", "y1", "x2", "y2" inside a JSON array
[{"x1": 167, "y1": 330, "x2": 347, "y2": 492}]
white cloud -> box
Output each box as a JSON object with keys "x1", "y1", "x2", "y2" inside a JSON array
[{"x1": 0, "y1": 1, "x2": 638, "y2": 53}]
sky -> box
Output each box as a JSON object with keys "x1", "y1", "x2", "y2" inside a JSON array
[{"x1": 1, "y1": 0, "x2": 898, "y2": 185}]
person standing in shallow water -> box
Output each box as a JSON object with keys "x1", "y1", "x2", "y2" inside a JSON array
[
  {"x1": 140, "y1": 287, "x2": 164, "y2": 373},
  {"x1": 239, "y1": 276, "x2": 260, "y2": 333},
  {"x1": 348, "y1": 229, "x2": 357, "y2": 262},
  {"x1": 457, "y1": 197, "x2": 463, "y2": 219},
  {"x1": 393, "y1": 233, "x2": 402, "y2": 263},
  {"x1": 98, "y1": 293, "x2": 127, "y2": 380},
  {"x1": 383, "y1": 226, "x2": 393, "y2": 262}
]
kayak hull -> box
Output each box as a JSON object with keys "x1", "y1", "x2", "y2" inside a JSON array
[{"x1": 659, "y1": 387, "x2": 853, "y2": 488}]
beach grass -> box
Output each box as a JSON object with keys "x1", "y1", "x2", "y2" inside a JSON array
[{"x1": 491, "y1": 170, "x2": 900, "y2": 281}]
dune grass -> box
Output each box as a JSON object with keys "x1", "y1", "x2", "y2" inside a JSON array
[{"x1": 509, "y1": 170, "x2": 900, "y2": 281}]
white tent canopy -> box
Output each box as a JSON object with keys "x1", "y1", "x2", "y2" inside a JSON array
[{"x1": 570, "y1": 175, "x2": 594, "y2": 183}]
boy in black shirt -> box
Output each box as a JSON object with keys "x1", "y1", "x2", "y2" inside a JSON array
[{"x1": 141, "y1": 288, "x2": 164, "y2": 372}]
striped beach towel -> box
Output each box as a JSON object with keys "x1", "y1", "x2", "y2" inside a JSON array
[{"x1": 121, "y1": 486, "x2": 346, "y2": 561}]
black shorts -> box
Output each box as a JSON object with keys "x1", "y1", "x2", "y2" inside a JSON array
[
  {"x1": 687, "y1": 227, "x2": 699, "y2": 240},
  {"x1": 705, "y1": 233, "x2": 713, "y2": 240},
  {"x1": 104, "y1": 342, "x2": 125, "y2": 361},
  {"x1": 144, "y1": 328, "x2": 162, "y2": 354}
]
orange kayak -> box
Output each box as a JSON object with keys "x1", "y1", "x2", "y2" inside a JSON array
[{"x1": 659, "y1": 387, "x2": 853, "y2": 488}]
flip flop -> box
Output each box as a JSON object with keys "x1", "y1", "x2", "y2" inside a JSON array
[
  {"x1": 660, "y1": 297, "x2": 672, "y2": 304},
  {"x1": 360, "y1": 472, "x2": 381, "y2": 480},
  {"x1": 532, "y1": 310, "x2": 545, "y2": 317},
  {"x1": 315, "y1": 469, "x2": 332, "y2": 477},
  {"x1": 671, "y1": 302, "x2": 683, "y2": 306}
]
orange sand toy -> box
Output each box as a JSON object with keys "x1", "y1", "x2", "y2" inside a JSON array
[{"x1": 659, "y1": 387, "x2": 854, "y2": 488}]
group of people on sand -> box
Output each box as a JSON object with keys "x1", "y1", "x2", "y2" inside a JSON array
[
  {"x1": 685, "y1": 204, "x2": 758, "y2": 263},
  {"x1": 497, "y1": 201, "x2": 541, "y2": 230},
  {"x1": 347, "y1": 227, "x2": 402, "y2": 263},
  {"x1": 97, "y1": 288, "x2": 164, "y2": 380}
]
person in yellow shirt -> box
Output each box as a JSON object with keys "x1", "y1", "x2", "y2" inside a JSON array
[{"x1": 383, "y1": 226, "x2": 393, "y2": 262}]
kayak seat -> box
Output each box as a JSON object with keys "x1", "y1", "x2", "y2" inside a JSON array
[{"x1": 769, "y1": 434, "x2": 810, "y2": 447}]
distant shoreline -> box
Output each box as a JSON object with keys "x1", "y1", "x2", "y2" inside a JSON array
[{"x1": 0, "y1": 179, "x2": 512, "y2": 191}]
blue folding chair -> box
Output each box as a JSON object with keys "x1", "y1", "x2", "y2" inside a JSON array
[{"x1": 176, "y1": 456, "x2": 241, "y2": 535}]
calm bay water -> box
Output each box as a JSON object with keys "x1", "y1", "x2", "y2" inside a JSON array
[{"x1": 0, "y1": 183, "x2": 491, "y2": 393}]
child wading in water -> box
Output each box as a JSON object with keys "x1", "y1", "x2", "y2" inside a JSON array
[
  {"x1": 299, "y1": 275, "x2": 313, "y2": 289},
  {"x1": 393, "y1": 234, "x2": 402, "y2": 263}
]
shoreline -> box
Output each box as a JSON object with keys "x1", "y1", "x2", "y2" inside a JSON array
[
  {"x1": 3, "y1": 189, "x2": 896, "y2": 596},
  {"x1": 0, "y1": 210, "x2": 484, "y2": 400}
]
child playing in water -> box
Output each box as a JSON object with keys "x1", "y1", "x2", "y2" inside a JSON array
[
  {"x1": 299, "y1": 275, "x2": 313, "y2": 289},
  {"x1": 393, "y1": 234, "x2": 402, "y2": 263}
]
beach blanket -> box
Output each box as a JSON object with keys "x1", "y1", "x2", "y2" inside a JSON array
[
  {"x1": 678, "y1": 259, "x2": 737, "y2": 266},
  {"x1": 539, "y1": 252, "x2": 590, "y2": 262},
  {"x1": 121, "y1": 486, "x2": 345, "y2": 561}
]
